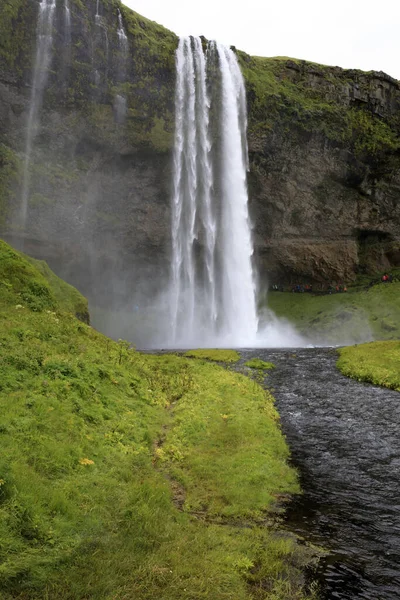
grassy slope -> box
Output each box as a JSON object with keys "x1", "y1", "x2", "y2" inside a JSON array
[
  {"x1": 266, "y1": 281, "x2": 400, "y2": 344},
  {"x1": 0, "y1": 240, "x2": 316, "y2": 600},
  {"x1": 337, "y1": 341, "x2": 400, "y2": 391}
]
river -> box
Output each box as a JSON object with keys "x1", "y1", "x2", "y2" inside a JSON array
[{"x1": 241, "y1": 348, "x2": 400, "y2": 600}]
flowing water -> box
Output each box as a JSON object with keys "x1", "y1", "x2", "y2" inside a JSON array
[
  {"x1": 240, "y1": 347, "x2": 400, "y2": 599},
  {"x1": 169, "y1": 37, "x2": 258, "y2": 348},
  {"x1": 94, "y1": 0, "x2": 109, "y2": 84},
  {"x1": 115, "y1": 9, "x2": 128, "y2": 122},
  {"x1": 62, "y1": 0, "x2": 72, "y2": 91},
  {"x1": 117, "y1": 10, "x2": 128, "y2": 53},
  {"x1": 20, "y1": 0, "x2": 56, "y2": 227},
  {"x1": 64, "y1": 0, "x2": 71, "y2": 45}
]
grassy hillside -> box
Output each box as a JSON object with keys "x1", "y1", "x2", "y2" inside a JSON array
[
  {"x1": 0, "y1": 240, "x2": 318, "y2": 599},
  {"x1": 266, "y1": 280, "x2": 400, "y2": 345},
  {"x1": 337, "y1": 341, "x2": 400, "y2": 391}
]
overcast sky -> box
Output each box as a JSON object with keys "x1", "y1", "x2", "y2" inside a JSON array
[{"x1": 123, "y1": 0, "x2": 400, "y2": 79}]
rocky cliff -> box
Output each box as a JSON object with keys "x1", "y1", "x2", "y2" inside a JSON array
[
  {"x1": 1, "y1": 0, "x2": 400, "y2": 315},
  {"x1": 0, "y1": 0, "x2": 177, "y2": 308},
  {"x1": 241, "y1": 55, "x2": 400, "y2": 285}
]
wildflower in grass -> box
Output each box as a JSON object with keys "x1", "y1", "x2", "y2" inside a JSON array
[
  {"x1": 15, "y1": 304, "x2": 24, "y2": 310},
  {"x1": 154, "y1": 447, "x2": 165, "y2": 460},
  {"x1": 79, "y1": 458, "x2": 94, "y2": 466},
  {"x1": 0, "y1": 479, "x2": 5, "y2": 486},
  {"x1": 221, "y1": 414, "x2": 233, "y2": 421}
]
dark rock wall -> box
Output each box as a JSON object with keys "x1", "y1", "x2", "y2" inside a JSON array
[
  {"x1": 241, "y1": 55, "x2": 400, "y2": 286},
  {"x1": 0, "y1": 0, "x2": 177, "y2": 306},
  {"x1": 1, "y1": 0, "x2": 400, "y2": 311}
]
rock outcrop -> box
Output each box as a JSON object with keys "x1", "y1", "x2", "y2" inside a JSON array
[
  {"x1": 0, "y1": 0, "x2": 400, "y2": 314},
  {"x1": 241, "y1": 55, "x2": 400, "y2": 285}
]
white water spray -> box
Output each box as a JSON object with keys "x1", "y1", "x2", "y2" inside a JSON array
[
  {"x1": 169, "y1": 37, "x2": 258, "y2": 347},
  {"x1": 20, "y1": 0, "x2": 56, "y2": 227}
]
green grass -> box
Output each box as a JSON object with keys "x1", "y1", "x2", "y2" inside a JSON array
[
  {"x1": 337, "y1": 341, "x2": 400, "y2": 391},
  {"x1": 266, "y1": 282, "x2": 400, "y2": 344},
  {"x1": 156, "y1": 364, "x2": 297, "y2": 519},
  {"x1": 184, "y1": 349, "x2": 241, "y2": 363},
  {"x1": 245, "y1": 359, "x2": 276, "y2": 371},
  {"x1": 0, "y1": 239, "x2": 317, "y2": 599}
]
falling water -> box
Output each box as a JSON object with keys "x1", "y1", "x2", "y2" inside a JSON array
[
  {"x1": 169, "y1": 37, "x2": 258, "y2": 347},
  {"x1": 114, "y1": 9, "x2": 128, "y2": 122},
  {"x1": 20, "y1": 0, "x2": 57, "y2": 227},
  {"x1": 64, "y1": 0, "x2": 71, "y2": 45},
  {"x1": 94, "y1": 0, "x2": 109, "y2": 85},
  {"x1": 117, "y1": 10, "x2": 128, "y2": 53},
  {"x1": 61, "y1": 0, "x2": 72, "y2": 91},
  {"x1": 170, "y1": 37, "x2": 199, "y2": 342},
  {"x1": 216, "y1": 43, "x2": 258, "y2": 342}
]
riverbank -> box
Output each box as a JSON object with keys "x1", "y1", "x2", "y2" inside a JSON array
[
  {"x1": 266, "y1": 279, "x2": 400, "y2": 344},
  {"x1": 337, "y1": 341, "x2": 400, "y2": 391},
  {"x1": 0, "y1": 240, "x2": 318, "y2": 600}
]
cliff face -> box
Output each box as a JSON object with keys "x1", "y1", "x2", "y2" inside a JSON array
[
  {"x1": 0, "y1": 0, "x2": 177, "y2": 305},
  {"x1": 1, "y1": 0, "x2": 400, "y2": 312},
  {"x1": 241, "y1": 55, "x2": 400, "y2": 285}
]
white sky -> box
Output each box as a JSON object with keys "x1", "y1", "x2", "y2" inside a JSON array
[{"x1": 123, "y1": 0, "x2": 400, "y2": 80}]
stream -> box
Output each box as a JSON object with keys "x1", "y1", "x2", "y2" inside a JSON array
[{"x1": 241, "y1": 348, "x2": 400, "y2": 600}]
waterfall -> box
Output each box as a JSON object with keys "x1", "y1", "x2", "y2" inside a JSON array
[
  {"x1": 64, "y1": 0, "x2": 71, "y2": 45},
  {"x1": 216, "y1": 43, "x2": 258, "y2": 343},
  {"x1": 169, "y1": 37, "x2": 258, "y2": 347},
  {"x1": 117, "y1": 10, "x2": 128, "y2": 53},
  {"x1": 62, "y1": 0, "x2": 72, "y2": 90},
  {"x1": 114, "y1": 9, "x2": 128, "y2": 122},
  {"x1": 20, "y1": 0, "x2": 57, "y2": 228},
  {"x1": 94, "y1": 0, "x2": 109, "y2": 86}
]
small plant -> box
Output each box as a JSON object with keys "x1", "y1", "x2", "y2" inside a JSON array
[
  {"x1": 245, "y1": 358, "x2": 275, "y2": 370},
  {"x1": 184, "y1": 349, "x2": 240, "y2": 363},
  {"x1": 116, "y1": 338, "x2": 131, "y2": 364}
]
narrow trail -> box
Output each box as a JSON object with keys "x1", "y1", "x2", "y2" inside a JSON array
[{"x1": 240, "y1": 348, "x2": 400, "y2": 600}]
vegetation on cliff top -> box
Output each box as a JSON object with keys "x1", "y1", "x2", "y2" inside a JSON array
[
  {"x1": 337, "y1": 341, "x2": 400, "y2": 391},
  {"x1": 238, "y1": 53, "x2": 400, "y2": 160},
  {"x1": 0, "y1": 239, "x2": 317, "y2": 599}
]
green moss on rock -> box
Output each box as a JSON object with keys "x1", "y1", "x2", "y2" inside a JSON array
[
  {"x1": 239, "y1": 53, "x2": 400, "y2": 161},
  {"x1": 0, "y1": 0, "x2": 35, "y2": 72},
  {"x1": 0, "y1": 145, "x2": 19, "y2": 227}
]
